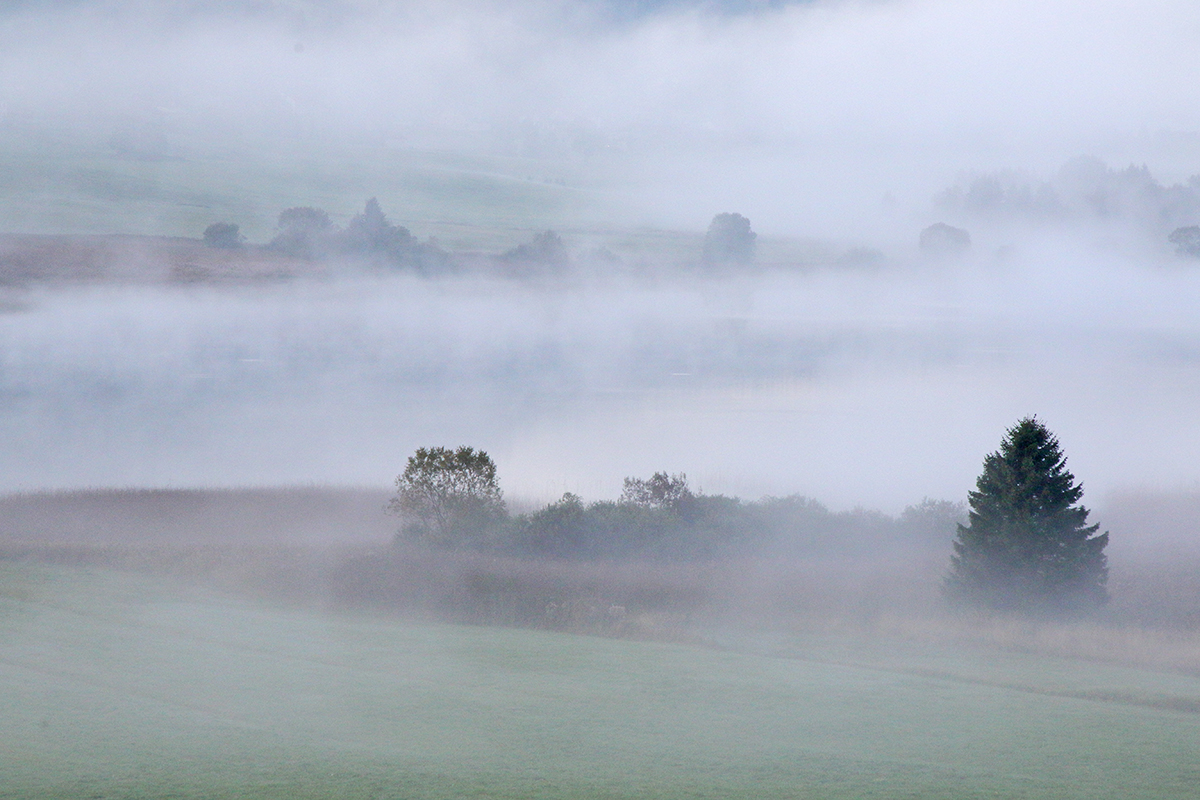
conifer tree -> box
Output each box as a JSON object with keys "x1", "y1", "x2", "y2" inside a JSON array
[{"x1": 946, "y1": 417, "x2": 1108, "y2": 611}]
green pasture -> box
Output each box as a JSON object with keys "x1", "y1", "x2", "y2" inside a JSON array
[
  {"x1": 0, "y1": 132, "x2": 590, "y2": 245},
  {"x1": 0, "y1": 129, "x2": 832, "y2": 266},
  {"x1": 2, "y1": 561, "x2": 1199, "y2": 798}
]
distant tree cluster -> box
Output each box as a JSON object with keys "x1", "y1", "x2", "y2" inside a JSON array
[
  {"x1": 919, "y1": 223, "x2": 971, "y2": 257},
  {"x1": 515, "y1": 473, "x2": 754, "y2": 560},
  {"x1": 702, "y1": 212, "x2": 756, "y2": 266},
  {"x1": 388, "y1": 423, "x2": 1110, "y2": 619},
  {"x1": 201, "y1": 198, "x2": 449, "y2": 271},
  {"x1": 202, "y1": 222, "x2": 244, "y2": 249},
  {"x1": 202, "y1": 202, "x2": 587, "y2": 276},
  {"x1": 388, "y1": 453, "x2": 964, "y2": 562},
  {"x1": 269, "y1": 206, "x2": 335, "y2": 260},
  {"x1": 268, "y1": 198, "x2": 450, "y2": 272},
  {"x1": 935, "y1": 156, "x2": 1200, "y2": 229},
  {"x1": 496, "y1": 230, "x2": 570, "y2": 275},
  {"x1": 1169, "y1": 225, "x2": 1200, "y2": 257},
  {"x1": 201, "y1": 208, "x2": 783, "y2": 277}
]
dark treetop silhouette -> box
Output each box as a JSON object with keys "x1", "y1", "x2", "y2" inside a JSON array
[
  {"x1": 388, "y1": 446, "x2": 507, "y2": 548},
  {"x1": 946, "y1": 417, "x2": 1108, "y2": 612}
]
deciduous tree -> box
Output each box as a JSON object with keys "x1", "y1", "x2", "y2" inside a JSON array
[
  {"x1": 343, "y1": 197, "x2": 415, "y2": 260},
  {"x1": 202, "y1": 221, "x2": 243, "y2": 249},
  {"x1": 1169, "y1": 225, "x2": 1200, "y2": 257},
  {"x1": 269, "y1": 207, "x2": 335, "y2": 259},
  {"x1": 620, "y1": 472, "x2": 693, "y2": 513},
  {"x1": 388, "y1": 446, "x2": 506, "y2": 547},
  {"x1": 498, "y1": 230, "x2": 569, "y2": 274},
  {"x1": 919, "y1": 222, "x2": 971, "y2": 256},
  {"x1": 702, "y1": 213, "x2": 756, "y2": 265}
]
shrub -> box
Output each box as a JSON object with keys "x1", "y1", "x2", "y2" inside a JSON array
[{"x1": 202, "y1": 222, "x2": 243, "y2": 249}]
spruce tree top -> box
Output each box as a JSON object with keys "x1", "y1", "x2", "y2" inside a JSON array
[{"x1": 946, "y1": 417, "x2": 1109, "y2": 611}]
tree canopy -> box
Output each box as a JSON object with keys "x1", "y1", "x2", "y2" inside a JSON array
[
  {"x1": 268, "y1": 206, "x2": 336, "y2": 259},
  {"x1": 620, "y1": 472, "x2": 693, "y2": 512},
  {"x1": 388, "y1": 446, "x2": 506, "y2": 547},
  {"x1": 702, "y1": 213, "x2": 756, "y2": 265},
  {"x1": 343, "y1": 197, "x2": 416, "y2": 262},
  {"x1": 918, "y1": 222, "x2": 971, "y2": 256},
  {"x1": 202, "y1": 221, "x2": 243, "y2": 249},
  {"x1": 1169, "y1": 225, "x2": 1200, "y2": 257},
  {"x1": 945, "y1": 417, "x2": 1108, "y2": 612},
  {"x1": 498, "y1": 230, "x2": 569, "y2": 274},
  {"x1": 383, "y1": 457, "x2": 968, "y2": 562}
]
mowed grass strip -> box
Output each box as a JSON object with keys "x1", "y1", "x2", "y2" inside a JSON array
[{"x1": 2, "y1": 562, "x2": 1199, "y2": 799}]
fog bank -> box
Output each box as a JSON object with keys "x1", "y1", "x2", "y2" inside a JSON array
[
  {"x1": 3, "y1": 236, "x2": 1199, "y2": 513},
  {"x1": 3, "y1": 0, "x2": 1200, "y2": 235}
]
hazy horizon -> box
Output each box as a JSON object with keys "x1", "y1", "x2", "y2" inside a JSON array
[
  {"x1": 4, "y1": 241, "x2": 1199, "y2": 518},
  {"x1": 3, "y1": 0, "x2": 1200, "y2": 236},
  {"x1": 2, "y1": 0, "x2": 1200, "y2": 518}
]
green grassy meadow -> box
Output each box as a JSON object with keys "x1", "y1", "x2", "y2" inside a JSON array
[
  {"x1": 0, "y1": 128, "x2": 833, "y2": 266},
  {"x1": 0, "y1": 132, "x2": 588, "y2": 246},
  {"x1": 3, "y1": 560, "x2": 1199, "y2": 799}
]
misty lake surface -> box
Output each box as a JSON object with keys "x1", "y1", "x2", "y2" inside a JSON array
[
  {"x1": 2, "y1": 251, "x2": 1200, "y2": 511},
  {"x1": 3, "y1": 562, "x2": 1199, "y2": 799}
]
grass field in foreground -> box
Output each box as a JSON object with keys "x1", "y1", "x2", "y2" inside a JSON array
[{"x1": 2, "y1": 562, "x2": 1199, "y2": 799}]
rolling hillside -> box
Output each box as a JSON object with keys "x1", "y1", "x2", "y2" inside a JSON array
[{"x1": 3, "y1": 561, "x2": 1199, "y2": 799}]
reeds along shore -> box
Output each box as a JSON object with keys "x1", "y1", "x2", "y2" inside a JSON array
[{"x1": 4, "y1": 486, "x2": 1200, "y2": 674}]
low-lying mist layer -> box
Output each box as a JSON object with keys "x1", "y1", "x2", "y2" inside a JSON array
[
  {"x1": 3, "y1": 237, "x2": 1199, "y2": 510},
  {"x1": 3, "y1": 0, "x2": 1200, "y2": 238},
  {"x1": 5, "y1": 485, "x2": 1200, "y2": 674}
]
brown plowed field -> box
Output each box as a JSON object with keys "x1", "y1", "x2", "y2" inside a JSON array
[{"x1": 0, "y1": 233, "x2": 322, "y2": 286}]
